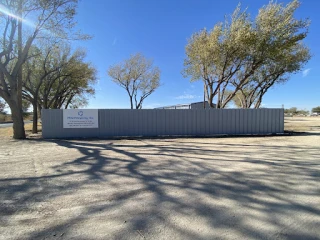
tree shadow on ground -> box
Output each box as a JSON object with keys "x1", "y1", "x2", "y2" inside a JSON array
[{"x1": 0, "y1": 137, "x2": 319, "y2": 239}]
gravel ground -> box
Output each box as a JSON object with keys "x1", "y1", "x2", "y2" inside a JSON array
[{"x1": 0, "y1": 117, "x2": 319, "y2": 240}]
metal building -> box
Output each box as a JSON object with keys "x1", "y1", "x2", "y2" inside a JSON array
[{"x1": 155, "y1": 101, "x2": 215, "y2": 109}]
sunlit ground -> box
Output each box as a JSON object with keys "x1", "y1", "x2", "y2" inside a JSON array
[{"x1": 0, "y1": 117, "x2": 319, "y2": 239}]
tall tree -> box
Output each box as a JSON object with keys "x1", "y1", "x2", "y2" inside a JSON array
[
  {"x1": 233, "y1": 44, "x2": 309, "y2": 109},
  {"x1": 0, "y1": 0, "x2": 86, "y2": 139},
  {"x1": 108, "y1": 53, "x2": 161, "y2": 109},
  {"x1": 183, "y1": 6, "x2": 253, "y2": 108},
  {"x1": 22, "y1": 45, "x2": 96, "y2": 133},
  {"x1": 183, "y1": 0, "x2": 310, "y2": 108},
  {"x1": 22, "y1": 43, "x2": 60, "y2": 133},
  {"x1": 39, "y1": 48, "x2": 96, "y2": 110}
]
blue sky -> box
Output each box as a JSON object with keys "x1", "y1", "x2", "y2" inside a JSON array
[{"x1": 73, "y1": 0, "x2": 319, "y2": 110}]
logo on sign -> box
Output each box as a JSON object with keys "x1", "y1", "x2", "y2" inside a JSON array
[{"x1": 78, "y1": 111, "x2": 84, "y2": 116}]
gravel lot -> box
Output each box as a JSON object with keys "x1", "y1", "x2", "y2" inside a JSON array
[{"x1": 0, "y1": 117, "x2": 319, "y2": 240}]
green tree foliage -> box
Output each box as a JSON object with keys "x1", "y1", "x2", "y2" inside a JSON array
[
  {"x1": 284, "y1": 107, "x2": 309, "y2": 116},
  {"x1": 22, "y1": 43, "x2": 62, "y2": 133},
  {"x1": 21, "y1": 98, "x2": 30, "y2": 112},
  {"x1": 312, "y1": 106, "x2": 320, "y2": 113},
  {"x1": 298, "y1": 109, "x2": 309, "y2": 116},
  {"x1": 22, "y1": 44, "x2": 96, "y2": 133},
  {"x1": 108, "y1": 53, "x2": 161, "y2": 109},
  {"x1": 183, "y1": 0, "x2": 310, "y2": 108},
  {"x1": 0, "y1": 0, "x2": 88, "y2": 139},
  {"x1": 284, "y1": 107, "x2": 298, "y2": 115},
  {"x1": 38, "y1": 48, "x2": 96, "y2": 110},
  {"x1": 232, "y1": 88, "x2": 258, "y2": 108}
]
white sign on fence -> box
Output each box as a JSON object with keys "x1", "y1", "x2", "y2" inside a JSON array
[{"x1": 63, "y1": 109, "x2": 98, "y2": 128}]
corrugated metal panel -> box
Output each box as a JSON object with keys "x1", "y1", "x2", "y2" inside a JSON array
[
  {"x1": 42, "y1": 109, "x2": 284, "y2": 139},
  {"x1": 279, "y1": 109, "x2": 284, "y2": 133}
]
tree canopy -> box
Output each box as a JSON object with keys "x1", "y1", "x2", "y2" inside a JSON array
[
  {"x1": 0, "y1": 0, "x2": 88, "y2": 139},
  {"x1": 22, "y1": 43, "x2": 97, "y2": 133},
  {"x1": 284, "y1": 107, "x2": 309, "y2": 116},
  {"x1": 312, "y1": 106, "x2": 320, "y2": 113},
  {"x1": 183, "y1": 0, "x2": 310, "y2": 108},
  {"x1": 108, "y1": 53, "x2": 161, "y2": 109}
]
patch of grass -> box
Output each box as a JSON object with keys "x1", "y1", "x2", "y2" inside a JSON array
[
  {"x1": 0, "y1": 126, "x2": 13, "y2": 138},
  {"x1": 0, "y1": 113, "x2": 11, "y2": 123},
  {"x1": 0, "y1": 122, "x2": 42, "y2": 138},
  {"x1": 284, "y1": 117, "x2": 320, "y2": 132}
]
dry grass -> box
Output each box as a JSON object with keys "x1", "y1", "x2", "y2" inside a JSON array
[
  {"x1": 0, "y1": 127, "x2": 12, "y2": 137},
  {"x1": 284, "y1": 116, "x2": 320, "y2": 132},
  {"x1": 0, "y1": 122, "x2": 42, "y2": 138}
]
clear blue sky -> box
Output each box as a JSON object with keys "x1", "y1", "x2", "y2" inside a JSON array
[{"x1": 73, "y1": 0, "x2": 319, "y2": 110}]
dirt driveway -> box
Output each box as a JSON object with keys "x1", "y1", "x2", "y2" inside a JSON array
[{"x1": 0, "y1": 118, "x2": 319, "y2": 239}]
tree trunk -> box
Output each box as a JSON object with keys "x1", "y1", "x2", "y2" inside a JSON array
[
  {"x1": 38, "y1": 103, "x2": 42, "y2": 118},
  {"x1": 65, "y1": 94, "x2": 75, "y2": 109},
  {"x1": 255, "y1": 98, "x2": 262, "y2": 108},
  {"x1": 129, "y1": 95, "x2": 133, "y2": 109},
  {"x1": 217, "y1": 86, "x2": 221, "y2": 108},
  {"x1": 9, "y1": 100, "x2": 26, "y2": 139},
  {"x1": 209, "y1": 94, "x2": 215, "y2": 108},
  {"x1": 206, "y1": 82, "x2": 215, "y2": 108},
  {"x1": 254, "y1": 93, "x2": 263, "y2": 109},
  {"x1": 32, "y1": 100, "x2": 38, "y2": 133},
  {"x1": 5, "y1": 1, "x2": 26, "y2": 139}
]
